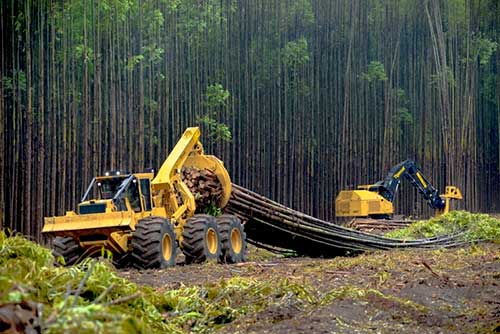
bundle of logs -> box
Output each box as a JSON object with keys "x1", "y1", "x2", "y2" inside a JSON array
[
  {"x1": 181, "y1": 167, "x2": 223, "y2": 213},
  {"x1": 225, "y1": 184, "x2": 467, "y2": 256},
  {"x1": 346, "y1": 218, "x2": 413, "y2": 235}
]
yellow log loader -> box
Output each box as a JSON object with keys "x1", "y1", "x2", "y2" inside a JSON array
[
  {"x1": 42, "y1": 127, "x2": 246, "y2": 268},
  {"x1": 335, "y1": 159, "x2": 462, "y2": 219}
]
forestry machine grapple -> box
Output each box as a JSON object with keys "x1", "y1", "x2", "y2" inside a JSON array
[
  {"x1": 335, "y1": 159, "x2": 463, "y2": 219},
  {"x1": 42, "y1": 127, "x2": 247, "y2": 268}
]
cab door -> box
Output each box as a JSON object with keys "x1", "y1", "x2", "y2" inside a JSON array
[{"x1": 138, "y1": 178, "x2": 153, "y2": 212}]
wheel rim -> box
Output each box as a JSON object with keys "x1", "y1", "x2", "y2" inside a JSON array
[
  {"x1": 230, "y1": 228, "x2": 242, "y2": 253},
  {"x1": 162, "y1": 234, "x2": 173, "y2": 261},
  {"x1": 206, "y1": 227, "x2": 218, "y2": 254}
]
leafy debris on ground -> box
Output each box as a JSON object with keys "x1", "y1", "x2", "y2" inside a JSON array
[
  {"x1": 1, "y1": 225, "x2": 500, "y2": 334},
  {"x1": 385, "y1": 210, "x2": 500, "y2": 242}
]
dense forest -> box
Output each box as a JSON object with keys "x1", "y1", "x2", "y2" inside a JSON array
[{"x1": 1, "y1": 0, "x2": 499, "y2": 240}]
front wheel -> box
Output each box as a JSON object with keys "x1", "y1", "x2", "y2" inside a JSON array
[
  {"x1": 131, "y1": 216, "x2": 177, "y2": 269},
  {"x1": 52, "y1": 236, "x2": 82, "y2": 265},
  {"x1": 217, "y1": 215, "x2": 247, "y2": 263},
  {"x1": 181, "y1": 214, "x2": 222, "y2": 264}
]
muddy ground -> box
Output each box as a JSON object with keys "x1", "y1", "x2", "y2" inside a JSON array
[{"x1": 120, "y1": 243, "x2": 500, "y2": 334}]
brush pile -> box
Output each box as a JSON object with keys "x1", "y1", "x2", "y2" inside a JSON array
[
  {"x1": 0, "y1": 232, "x2": 328, "y2": 334},
  {"x1": 0, "y1": 232, "x2": 154, "y2": 333},
  {"x1": 385, "y1": 211, "x2": 500, "y2": 241}
]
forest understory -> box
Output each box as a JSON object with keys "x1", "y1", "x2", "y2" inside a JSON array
[
  {"x1": 1, "y1": 224, "x2": 499, "y2": 334},
  {"x1": 91, "y1": 243, "x2": 500, "y2": 334}
]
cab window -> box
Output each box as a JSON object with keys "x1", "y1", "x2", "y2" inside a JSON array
[
  {"x1": 140, "y1": 179, "x2": 152, "y2": 211},
  {"x1": 126, "y1": 182, "x2": 141, "y2": 212}
]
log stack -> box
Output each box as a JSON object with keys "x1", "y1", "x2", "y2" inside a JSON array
[
  {"x1": 346, "y1": 218, "x2": 413, "y2": 235},
  {"x1": 225, "y1": 184, "x2": 467, "y2": 256},
  {"x1": 181, "y1": 167, "x2": 223, "y2": 212}
]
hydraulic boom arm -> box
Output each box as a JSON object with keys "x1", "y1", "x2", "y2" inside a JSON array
[
  {"x1": 368, "y1": 160, "x2": 445, "y2": 210},
  {"x1": 150, "y1": 127, "x2": 233, "y2": 229},
  {"x1": 336, "y1": 160, "x2": 462, "y2": 218},
  {"x1": 151, "y1": 127, "x2": 202, "y2": 222}
]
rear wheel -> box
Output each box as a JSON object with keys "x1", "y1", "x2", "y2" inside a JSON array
[
  {"x1": 52, "y1": 236, "x2": 82, "y2": 265},
  {"x1": 131, "y1": 216, "x2": 177, "y2": 269},
  {"x1": 181, "y1": 214, "x2": 222, "y2": 264},
  {"x1": 218, "y1": 215, "x2": 247, "y2": 263}
]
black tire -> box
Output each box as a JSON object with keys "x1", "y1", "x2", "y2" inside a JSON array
[
  {"x1": 217, "y1": 214, "x2": 247, "y2": 263},
  {"x1": 131, "y1": 216, "x2": 177, "y2": 269},
  {"x1": 52, "y1": 236, "x2": 82, "y2": 266},
  {"x1": 181, "y1": 214, "x2": 222, "y2": 264},
  {"x1": 112, "y1": 253, "x2": 131, "y2": 269}
]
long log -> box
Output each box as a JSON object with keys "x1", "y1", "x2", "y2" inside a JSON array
[{"x1": 225, "y1": 184, "x2": 468, "y2": 256}]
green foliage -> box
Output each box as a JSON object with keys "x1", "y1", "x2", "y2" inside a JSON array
[
  {"x1": 74, "y1": 45, "x2": 94, "y2": 64},
  {"x1": 385, "y1": 211, "x2": 500, "y2": 242},
  {"x1": 250, "y1": 1, "x2": 313, "y2": 87},
  {"x1": 480, "y1": 73, "x2": 498, "y2": 106},
  {"x1": 394, "y1": 107, "x2": 413, "y2": 125},
  {"x1": 145, "y1": 8, "x2": 164, "y2": 35},
  {"x1": 430, "y1": 66, "x2": 456, "y2": 89},
  {"x1": 361, "y1": 61, "x2": 387, "y2": 83},
  {"x1": 126, "y1": 55, "x2": 145, "y2": 71},
  {"x1": 473, "y1": 35, "x2": 498, "y2": 66},
  {"x1": 285, "y1": 0, "x2": 315, "y2": 29},
  {"x1": 393, "y1": 89, "x2": 413, "y2": 125},
  {"x1": 446, "y1": 0, "x2": 467, "y2": 28},
  {"x1": 2, "y1": 70, "x2": 27, "y2": 93},
  {"x1": 169, "y1": 0, "x2": 233, "y2": 47},
  {"x1": 198, "y1": 84, "x2": 232, "y2": 144},
  {"x1": 0, "y1": 232, "x2": 53, "y2": 268},
  {"x1": 204, "y1": 84, "x2": 230, "y2": 109},
  {"x1": 55, "y1": 0, "x2": 164, "y2": 71},
  {"x1": 197, "y1": 116, "x2": 232, "y2": 143},
  {"x1": 144, "y1": 45, "x2": 165, "y2": 64},
  {"x1": 282, "y1": 37, "x2": 311, "y2": 70},
  {"x1": 250, "y1": 38, "x2": 280, "y2": 85},
  {"x1": 0, "y1": 232, "x2": 163, "y2": 333},
  {"x1": 203, "y1": 202, "x2": 223, "y2": 217},
  {"x1": 145, "y1": 98, "x2": 159, "y2": 112},
  {"x1": 97, "y1": 0, "x2": 134, "y2": 23}
]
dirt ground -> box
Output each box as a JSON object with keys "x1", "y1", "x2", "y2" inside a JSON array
[{"x1": 120, "y1": 243, "x2": 500, "y2": 334}]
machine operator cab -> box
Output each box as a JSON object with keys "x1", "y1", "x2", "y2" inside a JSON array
[{"x1": 78, "y1": 170, "x2": 154, "y2": 215}]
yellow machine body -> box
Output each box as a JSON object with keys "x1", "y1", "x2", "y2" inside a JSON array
[
  {"x1": 335, "y1": 185, "x2": 462, "y2": 218},
  {"x1": 42, "y1": 127, "x2": 232, "y2": 257},
  {"x1": 335, "y1": 189, "x2": 394, "y2": 217}
]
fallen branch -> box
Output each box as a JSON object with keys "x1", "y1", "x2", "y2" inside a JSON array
[
  {"x1": 93, "y1": 283, "x2": 116, "y2": 304},
  {"x1": 104, "y1": 292, "x2": 141, "y2": 306},
  {"x1": 235, "y1": 261, "x2": 279, "y2": 267},
  {"x1": 72, "y1": 260, "x2": 97, "y2": 307},
  {"x1": 415, "y1": 259, "x2": 448, "y2": 281}
]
